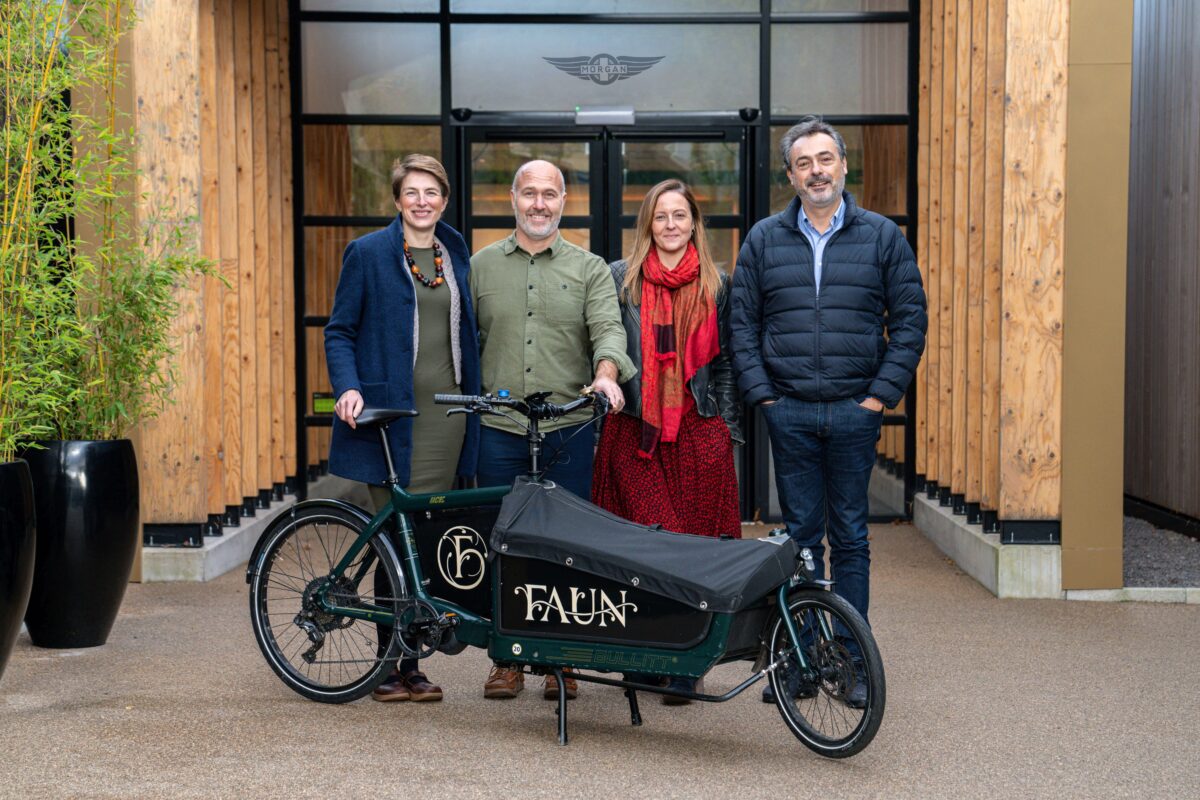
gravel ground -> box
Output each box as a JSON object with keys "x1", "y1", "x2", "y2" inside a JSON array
[
  {"x1": 1123, "y1": 516, "x2": 1200, "y2": 587},
  {"x1": 4, "y1": 522, "x2": 1200, "y2": 799}
]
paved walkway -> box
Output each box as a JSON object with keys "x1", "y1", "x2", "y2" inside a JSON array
[{"x1": 2, "y1": 523, "x2": 1198, "y2": 799}]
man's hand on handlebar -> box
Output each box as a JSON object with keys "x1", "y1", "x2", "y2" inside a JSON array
[
  {"x1": 335, "y1": 389, "x2": 364, "y2": 429},
  {"x1": 589, "y1": 360, "x2": 624, "y2": 414}
]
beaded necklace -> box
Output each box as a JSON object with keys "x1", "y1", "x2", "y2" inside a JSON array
[{"x1": 403, "y1": 239, "x2": 444, "y2": 288}]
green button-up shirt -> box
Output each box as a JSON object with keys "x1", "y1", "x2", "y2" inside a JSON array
[{"x1": 469, "y1": 232, "x2": 636, "y2": 433}]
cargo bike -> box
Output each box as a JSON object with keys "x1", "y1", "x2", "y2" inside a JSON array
[{"x1": 246, "y1": 391, "x2": 886, "y2": 758}]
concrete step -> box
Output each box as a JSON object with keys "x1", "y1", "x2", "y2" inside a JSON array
[{"x1": 140, "y1": 475, "x2": 363, "y2": 582}]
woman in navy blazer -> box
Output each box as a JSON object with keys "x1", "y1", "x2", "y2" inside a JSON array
[{"x1": 324, "y1": 154, "x2": 480, "y2": 703}]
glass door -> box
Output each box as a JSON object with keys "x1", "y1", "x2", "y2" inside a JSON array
[
  {"x1": 607, "y1": 128, "x2": 747, "y2": 272},
  {"x1": 461, "y1": 129, "x2": 604, "y2": 255},
  {"x1": 461, "y1": 126, "x2": 749, "y2": 265},
  {"x1": 459, "y1": 123, "x2": 754, "y2": 515}
]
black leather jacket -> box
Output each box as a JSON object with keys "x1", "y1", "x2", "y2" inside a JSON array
[{"x1": 609, "y1": 260, "x2": 743, "y2": 444}]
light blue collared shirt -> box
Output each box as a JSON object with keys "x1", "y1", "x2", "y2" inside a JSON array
[{"x1": 798, "y1": 200, "x2": 846, "y2": 295}]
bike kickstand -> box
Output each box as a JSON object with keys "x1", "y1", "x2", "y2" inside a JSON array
[
  {"x1": 625, "y1": 688, "x2": 642, "y2": 727},
  {"x1": 554, "y1": 668, "x2": 569, "y2": 746}
]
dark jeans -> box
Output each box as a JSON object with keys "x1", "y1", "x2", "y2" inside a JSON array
[
  {"x1": 477, "y1": 422, "x2": 595, "y2": 499},
  {"x1": 762, "y1": 395, "x2": 882, "y2": 626}
]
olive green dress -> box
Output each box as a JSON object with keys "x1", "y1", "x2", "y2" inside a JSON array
[{"x1": 404, "y1": 245, "x2": 466, "y2": 494}]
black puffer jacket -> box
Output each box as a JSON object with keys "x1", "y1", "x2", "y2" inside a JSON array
[
  {"x1": 730, "y1": 193, "x2": 927, "y2": 407},
  {"x1": 609, "y1": 260, "x2": 743, "y2": 444}
]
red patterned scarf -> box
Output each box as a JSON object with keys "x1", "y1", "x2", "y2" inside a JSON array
[{"x1": 638, "y1": 243, "x2": 720, "y2": 458}]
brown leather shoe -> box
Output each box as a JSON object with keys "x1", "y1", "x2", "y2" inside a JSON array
[
  {"x1": 543, "y1": 668, "x2": 579, "y2": 701},
  {"x1": 402, "y1": 670, "x2": 443, "y2": 702},
  {"x1": 484, "y1": 665, "x2": 524, "y2": 698},
  {"x1": 371, "y1": 670, "x2": 411, "y2": 702}
]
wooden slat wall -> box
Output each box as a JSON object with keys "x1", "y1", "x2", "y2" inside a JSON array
[
  {"x1": 1125, "y1": 0, "x2": 1200, "y2": 519},
  {"x1": 278, "y1": 0, "x2": 298, "y2": 484},
  {"x1": 981, "y1": 0, "x2": 1005, "y2": 513},
  {"x1": 951, "y1": 0, "x2": 971, "y2": 498},
  {"x1": 136, "y1": 0, "x2": 297, "y2": 532},
  {"x1": 915, "y1": 0, "x2": 933, "y2": 478},
  {"x1": 133, "y1": 0, "x2": 205, "y2": 524},
  {"x1": 914, "y1": 0, "x2": 1068, "y2": 526},
  {"x1": 926, "y1": 0, "x2": 944, "y2": 486},
  {"x1": 937, "y1": 0, "x2": 956, "y2": 491}
]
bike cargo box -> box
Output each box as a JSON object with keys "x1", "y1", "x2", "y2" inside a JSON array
[{"x1": 490, "y1": 481, "x2": 797, "y2": 647}]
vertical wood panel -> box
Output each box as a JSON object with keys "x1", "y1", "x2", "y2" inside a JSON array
[
  {"x1": 265, "y1": 0, "x2": 286, "y2": 487},
  {"x1": 234, "y1": 0, "x2": 258, "y2": 502},
  {"x1": 981, "y1": 0, "x2": 1006, "y2": 512},
  {"x1": 915, "y1": 0, "x2": 931, "y2": 477},
  {"x1": 214, "y1": 0, "x2": 242, "y2": 510},
  {"x1": 951, "y1": 0, "x2": 972, "y2": 495},
  {"x1": 965, "y1": 0, "x2": 988, "y2": 504},
  {"x1": 134, "y1": 0, "x2": 205, "y2": 522},
  {"x1": 278, "y1": 0, "x2": 298, "y2": 482},
  {"x1": 938, "y1": 0, "x2": 957, "y2": 487},
  {"x1": 999, "y1": 0, "x2": 1067, "y2": 519},
  {"x1": 250, "y1": 0, "x2": 272, "y2": 493},
  {"x1": 925, "y1": 0, "x2": 944, "y2": 484},
  {"x1": 198, "y1": 0, "x2": 224, "y2": 518}
]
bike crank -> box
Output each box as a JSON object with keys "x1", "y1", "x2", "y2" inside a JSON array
[{"x1": 394, "y1": 598, "x2": 458, "y2": 659}]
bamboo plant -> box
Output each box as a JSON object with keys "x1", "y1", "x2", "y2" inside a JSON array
[{"x1": 0, "y1": 0, "x2": 213, "y2": 460}]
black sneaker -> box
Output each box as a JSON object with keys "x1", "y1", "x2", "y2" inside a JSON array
[
  {"x1": 843, "y1": 678, "x2": 868, "y2": 709},
  {"x1": 762, "y1": 669, "x2": 818, "y2": 703}
]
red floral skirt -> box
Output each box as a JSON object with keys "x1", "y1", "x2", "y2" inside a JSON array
[{"x1": 591, "y1": 407, "x2": 740, "y2": 538}]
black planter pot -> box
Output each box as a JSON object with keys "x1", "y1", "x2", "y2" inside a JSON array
[
  {"x1": 0, "y1": 459, "x2": 37, "y2": 680},
  {"x1": 21, "y1": 440, "x2": 139, "y2": 648}
]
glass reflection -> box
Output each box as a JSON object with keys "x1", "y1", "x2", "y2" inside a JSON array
[
  {"x1": 768, "y1": 125, "x2": 907, "y2": 216},
  {"x1": 770, "y1": 23, "x2": 907, "y2": 116},
  {"x1": 772, "y1": 0, "x2": 908, "y2": 11},
  {"x1": 301, "y1": 23, "x2": 440, "y2": 115},
  {"x1": 304, "y1": 227, "x2": 378, "y2": 317},
  {"x1": 621, "y1": 141, "x2": 740, "y2": 216},
  {"x1": 303, "y1": 125, "x2": 441, "y2": 218},
  {"x1": 470, "y1": 142, "x2": 591, "y2": 216}
]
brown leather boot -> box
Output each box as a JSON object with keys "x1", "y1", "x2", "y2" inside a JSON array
[
  {"x1": 484, "y1": 665, "x2": 524, "y2": 698},
  {"x1": 371, "y1": 670, "x2": 411, "y2": 702},
  {"x1": 401, "y1": 670, "x2": 443, "y2": 702},
  {"x1": 543, "y1": 668, "x2": 579, "y2": 700}
]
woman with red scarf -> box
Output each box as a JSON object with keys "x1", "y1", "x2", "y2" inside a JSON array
[{"x1": 592, "y1": 179, "x2": 742, "y2": 700}]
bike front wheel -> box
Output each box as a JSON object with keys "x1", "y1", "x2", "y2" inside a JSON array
[
  {"x1": 248, "y1": 505, "x2": 403, "y2": 703},
  {"x1": 767, "y1": 588, "x2": 886, "y2": 758}
]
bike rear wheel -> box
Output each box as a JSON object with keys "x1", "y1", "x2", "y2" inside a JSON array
[
  {"x1": 248, "y1": 506, "x2": 403, "y2": 703},
  {"x1": 767, "y1": 588, "x2": 886, "y2": 758}
]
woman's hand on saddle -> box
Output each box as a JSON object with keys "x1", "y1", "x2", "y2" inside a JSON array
[{"x1": 335, "y1": 389, "x2": 364, "y2": 428}]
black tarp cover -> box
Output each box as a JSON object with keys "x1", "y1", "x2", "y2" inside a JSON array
[{"x1": 490, "y1": 481, "x2": 798, "y2": 613}]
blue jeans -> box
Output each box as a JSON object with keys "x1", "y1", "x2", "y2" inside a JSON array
[
  {"x1": 762, "y1": 396, "x2": 882, "y2": 626},
  {"x1": 477, "y1": 422, "x2": 595, "y2": 498}
]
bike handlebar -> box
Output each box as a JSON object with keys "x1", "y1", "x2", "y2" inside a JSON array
[
  {"x1": 434, "y1": 391, "x2": 603, "y2": 422},
  {"x1": 432, "y1": 393, "x2": 495, "y2": 406}
]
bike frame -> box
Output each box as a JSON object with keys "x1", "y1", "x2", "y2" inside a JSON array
[{"x1": 314, "y1": 481, "x2": 507, "y2": 648}]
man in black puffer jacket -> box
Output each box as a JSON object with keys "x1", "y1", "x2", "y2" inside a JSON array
[{"x1": 731, "y1": 117, "x2": 926, "y2": 708}]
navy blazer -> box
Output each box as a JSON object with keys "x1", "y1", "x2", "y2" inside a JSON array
[{"x1": 324, "y1": 215, "x2": 481, "y2": 486}]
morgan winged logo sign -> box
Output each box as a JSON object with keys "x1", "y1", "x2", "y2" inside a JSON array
[{"x1": 543, "y1": 54, "x2": 665, "y2": 86}]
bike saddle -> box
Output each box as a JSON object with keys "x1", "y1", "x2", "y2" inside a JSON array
[{"x1": 355, "y1": 407, "x2": 419, "y2": 427}]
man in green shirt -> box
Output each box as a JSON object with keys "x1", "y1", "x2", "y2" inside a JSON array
[{"x1": 470, "y1": 159, "x2": 634, "y2": 700}]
